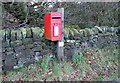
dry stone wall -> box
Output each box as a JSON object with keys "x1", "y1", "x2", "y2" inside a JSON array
[{"x1": 0, "y1": 26, "x2": 119, "y2": 71}]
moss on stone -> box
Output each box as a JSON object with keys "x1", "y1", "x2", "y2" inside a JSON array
[
  {"x1": 16, "y1": 30, "x2": 22, "y2": 40},
  {"x1": 11, "y1": 30, "x2": 17, "y2": 41},
  {"x1": 11, "y1": 40, "x2": 23, "y2": 47},
  {"x1": 20, "y1": 28, "x2": 27, "y2": 38},
  {"x1": 26, "y1": 28, "x2": 32, "y2": 38},
  {"x1": 5, "y1": 29, "x2": 11, "y2": 42},
  {"x1": 31, "y1": 27, "x2": 41, "y2": 39},
  {"x1": 1, "y1": 29, "x2": 6, "y2": 42},
  {"x1": 25, "y1": 44, "x2": 34, "y2": 49}
]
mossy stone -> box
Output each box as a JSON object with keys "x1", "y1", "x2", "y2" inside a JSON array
[
  {"x1": 31, "y1": 27, "x2": 41, "y2": 39},
  {"x1": 20, "y1": 28, "x2": 26, "y2": 38},
  {"x1": 0, "y1": 29, "x2": 6, "y2": 42},
  {"x1": 5, "y1": 29, "x2": 11, "y2": 42},
  {"x1": 25, "y1": 44, "x2": 34, "y2": 49},
  {"x1": 11, "y1": 30, "x2": 17, "y2": 41},
  {"x1": 26, "y1": 28, "x2": 32, "y2": 38},
  {"x1": 11, "y1": 40, "x2": 23, "y2": 47},
  {"x1": 22, "y1": 38, "x2": 33, "y2": 45},
  {"x1": 16, "y1": 30, "x2": 22, "y2": 40},
  {"x1": 2, "y1": 42, "x2": 10, "y2": 48}
]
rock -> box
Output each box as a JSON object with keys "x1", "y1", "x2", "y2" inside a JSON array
[
  {"x1": 25, "y1": 49, "x2": 34, "y2": 56},
  {"x1": 95, "y1": 26, "x2": 103, "y2": 33},
  {"x1": 20, "y1": 28, "x2": 27, "y2": 38},
  {"x1": 2, "y1": 48, "x2": 6, "y2": 53},
  {"x1": 11, "y1": 30, "x2": 17, "y2": 41},
  {"x1": 11, "y1": 40, "x2": 23, "y2": 47},
  {"x1": 5, "y1": 29, "x2": 11, "y2": 42},
  {"x1": 16, "y1": 50, "x2": 26, "y2": 59},
  {"x1": 26, "y1": 28, "x2": 32, "y2": 38},
  {"x1": 2, "y1": 53, "x2": 6, "y2": 60},
  {"x1": 85, "y1": 28, "x2": 91, "y2": 36},
  {"x1": 6, "y1": 47, "x2": 13, "y2": 52},
  {"x1": 22, "y1": 38, "x2": 33, "y2": 45},
  {"x1": 5, "y1": 52, "x2": 15, "y2": 59},
  {"x1": 35, "y1": 52, "x2": 41, "y2": 56},
  {"x1": 33, "y1": 46, "x2": 42, "y2": 52},
  {"x1": 0, "y1": 29, "x2": 6, "y2": 42},
  {"x1": 40, "y1": 50, "x2": 51, "y2": 55},
  {"x1": 14, "y1": 45, "x2": 25, "y2": 53},
  {"x1": 25, "y1": 44, "x2": 34, "y2": 49},
  {"x1": 2, "y1": 42, "x2": 10, "y2": 48},
  {"x1": 4, "y1": 59, "x2": 17, "y2": 66},
  {"x1": 16, "y1": 30, "x2": 22, "y2": 40},
  {"x1": 31, "y1": 27, "x2": 41, "y2": 39},
  {"x1": 2, "y1": 66, "x2": 14, "y2": 71},
  {"x1": 24, "y1": 59, "x2": 35, "y2": 66}
]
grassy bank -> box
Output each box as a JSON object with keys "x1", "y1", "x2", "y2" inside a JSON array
[{"x1": 1, "y1": 45, "x2": 119, "y2": 81}]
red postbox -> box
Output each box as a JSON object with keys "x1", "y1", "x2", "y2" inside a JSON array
[{"x1": 44, "y1": 12, "x2": 62, "y2": 41}]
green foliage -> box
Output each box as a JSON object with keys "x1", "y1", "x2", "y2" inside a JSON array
[
  {"x1": 2, "y1": 45, "x2": 119, "y2": 81},
  {"x1": 64, "y1": 25, "x2": 81, "y2": 38},
  {"x1": 41, "y1": 55, "x2": 52, "y2": 72},
  {"x1": 53, "y1": 62, "x2": 62, "y2": 76},
  {"x1": 2, "y1": 2, "x2": 119, "y2": 28},
  {"x1": 72, "y1": 52, "x2": 84, "y2": 64}
]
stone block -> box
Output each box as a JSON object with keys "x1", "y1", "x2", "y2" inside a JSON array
[
  {"x1": 33, "y1": 38, "x2": 43, "y2": 42},
  {"x1": 31, "y1": 27, "x2": 41, "y2": 39},
  {"x1": 25, "y1": 49, "x2": 34, "y2": 56},
  {"x1": 24, "y1": 59, "x2": 35, "y2": 66},
  {"x1": 2, "y1": 53, "x2": 6, "y2": 60},
  {"x1": 14, "y1": 45, "x2": 25, "y2": 53},
  {"x1": 16, "y1": 50, "x2": 26, "y2": 59},
  {"x1": 22, "y1": 38, "x2": 33, "y2": 45},
  {"x1": 5, "y1": 52, "x2": 15, "y2": 59},
  {"x1": 11, "y1": 30, "x2": 17, "y2": 41},
  {"x1": 16, "y1": 30, "x2": 22, "y2": 40},
  {"x1": 4, "y1": 59, "x2": 17, "y2": 66},
  {"x1": 25, "y1": 44, "x2": 34, "y2": 49},
  {"x1": 2, "y1": 42, "x2": 10, "y2": 48},
  {"x1": 6, "y1": 47, "x2": 13, "y2": 52},
  {"x1": 20, "y1": 28, "x2": 27, "y2": 38},
  {"x1": 2, "y1": 48, "x2": 6, "y2": 53},
  {"x1": 33, "y1": 46, "x2": 42, "y2": 52},
  {"x1": 79, "y1": 30, "x2": 84, "y2": 37},
  {"x1": 0, "y1": 29, "x2": 6, "y2": 42},
  {"x1": 2, "y1": 66, "x2": 13, "y2": 71},
  {"x1": 11, "y1": 40, "x2": 22, "y2": 47},
  {"x1": 5, "y1": 29, "x2": 11, "y2": 42},
  {"x1": 41, "y1": 50, "x2": 51, "y2": 55},
  {"x1": 26, "y1": 28, "x2": 32, "y2": 38},
  {"x1": 33, "y1": 42, "x2": 42, "y2": 46}
]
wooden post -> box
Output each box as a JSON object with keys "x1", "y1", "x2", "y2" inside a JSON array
[{"x1": 57, "y1": 8, "x2": 64, "y2": 62}]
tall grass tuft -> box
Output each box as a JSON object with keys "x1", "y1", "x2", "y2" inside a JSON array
[
  {"x1": 41, "y1": 55, "x2": 52, "y2": 72},
  {"x1": 72, "y1": 52, "x2": 84, "y2": 64}
]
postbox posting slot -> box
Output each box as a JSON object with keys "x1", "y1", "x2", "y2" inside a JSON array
[{"x1": 52, "y1": 17, "x2": 61, "y2": 19}]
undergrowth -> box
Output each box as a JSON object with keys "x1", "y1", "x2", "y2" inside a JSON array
[{"x1": 1, "y1": 45, "x2": 119, "y2": 81}]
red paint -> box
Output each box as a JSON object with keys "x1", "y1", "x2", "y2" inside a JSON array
[{"x1": 44, "y1": 12, "x2": 62, "y2": 41}]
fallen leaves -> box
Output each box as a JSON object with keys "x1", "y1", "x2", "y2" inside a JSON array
[
  {"x1": 1, "y1": 46, "x2": 118, "y2": 81},
  {"x1": 42, "y1": 69, "x2": 53, "y2": 77}
]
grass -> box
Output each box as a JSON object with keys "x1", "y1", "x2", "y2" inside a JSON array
[{"x1": 1, "y1": 45, "x2": 119, "y2": 81}]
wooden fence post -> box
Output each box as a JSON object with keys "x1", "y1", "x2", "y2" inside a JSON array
[{"x1": 57, "y1": 8, "x2": 64, "y2": 62}]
